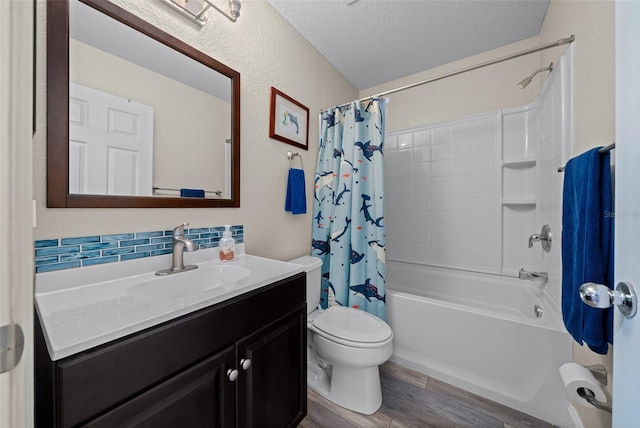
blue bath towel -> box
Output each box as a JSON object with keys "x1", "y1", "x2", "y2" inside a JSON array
[
  {"x1": 285, "y1": 168, "x2": 307, "y2": 215},
  {"x1": 180, "y1": 188, "x2": 205, "y2": 198},
  {"x1": 561, "y1": 147, "x2": 613, "y2": 354}
]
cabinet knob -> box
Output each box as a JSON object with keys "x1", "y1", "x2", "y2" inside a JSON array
[
  {"x1": 240, "y1": 358, "x2": 251, "y2": 370},
  {"x1": 227, "y1": 368, "x2": 239, "y2": 381}
]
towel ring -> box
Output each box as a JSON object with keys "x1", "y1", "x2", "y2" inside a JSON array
[{"x1": 288, "y1": 151, "x2": 303, "y2": 169}]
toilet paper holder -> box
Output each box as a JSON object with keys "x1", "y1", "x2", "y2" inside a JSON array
[
  {"x1": 578, "y1": 387, "x2": 612, "y2": 413},
  {"x1": 581, "y1": 364, "x2": 611, "y2": 413},
  {"x1": 585, "y1": 364, "x2": 607, "y2": 385}
]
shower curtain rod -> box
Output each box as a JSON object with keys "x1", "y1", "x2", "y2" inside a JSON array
[{"x1": 320, "y1": 34, "x2": 575, "y2": 114}]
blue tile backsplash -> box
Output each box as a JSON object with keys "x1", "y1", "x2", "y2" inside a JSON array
[{"x1": 35, "y1": 225, "x2": 244, "y2": 273}]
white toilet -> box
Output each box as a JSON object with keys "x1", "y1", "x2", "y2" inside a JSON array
[{"x1": 289, "y1": 256, "x2": 393, "y2": 415}]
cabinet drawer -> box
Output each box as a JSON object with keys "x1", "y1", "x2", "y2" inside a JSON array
[{"x1": 42, "y1": 273, "x2": 305, "y2": 427}]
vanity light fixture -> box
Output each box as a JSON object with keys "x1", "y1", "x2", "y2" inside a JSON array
[{"x1": 160, "y1": 0, "x2": 241, "y2": 26}]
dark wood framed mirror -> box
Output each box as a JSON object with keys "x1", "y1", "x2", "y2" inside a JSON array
[{"x1": 47, "y1": 0, "x2": 240, "y2": 208}]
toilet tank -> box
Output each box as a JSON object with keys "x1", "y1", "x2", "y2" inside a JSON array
[{"x1": 288, "y1": 256, "x2": 323, "y2": 314}]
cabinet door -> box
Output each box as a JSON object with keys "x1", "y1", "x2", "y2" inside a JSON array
[
  {"x1": 237, "y1": 306, "x2": 307, "y2": 428},
  {"x1": 84, "y1": 346, "x2": 236, "y2": 428}
]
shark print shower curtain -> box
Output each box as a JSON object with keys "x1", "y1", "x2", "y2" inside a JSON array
[{"x1": 312, "y1": 99, "x2": 387, "y2": 320}]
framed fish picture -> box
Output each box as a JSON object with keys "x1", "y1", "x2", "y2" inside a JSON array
[{"x1": 269, "y1": 87, "x2": 309, "y2": 150}]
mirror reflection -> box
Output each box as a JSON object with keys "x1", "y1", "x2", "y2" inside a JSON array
[{"x1": 68, "y1": 0, "x2": 232, "y2": 199}]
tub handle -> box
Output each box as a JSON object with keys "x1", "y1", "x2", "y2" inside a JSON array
[{"x1": 528, "y1": 225, "x2": 552, "y2": 252}]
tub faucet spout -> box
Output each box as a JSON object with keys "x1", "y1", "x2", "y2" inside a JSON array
[
  {"x1": 518, "y1": 268, "x2": 548, "y2": 284},
  {"x1": 156, "y1": 223, "x2": 198, "y2": 276}
]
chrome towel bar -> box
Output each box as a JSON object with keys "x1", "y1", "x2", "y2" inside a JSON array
[
  {"x1": 152, "y1": 187, "x2": 222, "y2": 196},
  {"x1": 557, "y1": 143, "x2": 615, "y2": 172}
]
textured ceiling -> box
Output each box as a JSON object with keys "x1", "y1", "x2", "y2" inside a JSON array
[{"x1": 266, "y1": 0, "x2": 550, "y2": 90}]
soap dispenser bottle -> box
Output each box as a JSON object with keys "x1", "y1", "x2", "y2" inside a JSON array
[{"x1": 219, "y1": 225, "x2": 235, "y2": 261}]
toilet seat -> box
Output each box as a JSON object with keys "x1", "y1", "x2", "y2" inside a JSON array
[{"x1": 309, "y1": 306, "x2": 393, "y2": 348}]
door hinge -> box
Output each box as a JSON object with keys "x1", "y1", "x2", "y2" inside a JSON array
[{"x1": 0, "y1": 323, "x2": 25, "y2": 374}]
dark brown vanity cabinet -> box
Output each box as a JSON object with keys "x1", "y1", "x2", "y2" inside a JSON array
[
  {"x1": 35, "y1": 273, "x2": 307, "y2": 428},
  {"x1": 237, "y1": 308, "x2": 306, "y2": 428}
]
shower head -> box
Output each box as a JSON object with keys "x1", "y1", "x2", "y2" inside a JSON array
[{"x1": 518, "y1": 62, "x2": 554, "y2": 89}]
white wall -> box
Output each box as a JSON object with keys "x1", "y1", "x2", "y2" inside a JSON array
[{"x1": 34, "y1": 0, "x2": 358, "y2": 261}]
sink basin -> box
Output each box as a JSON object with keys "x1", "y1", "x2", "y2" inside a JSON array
[
  {"x1": 127, "y1": 264, "x2": 251, "y2": 300},
  {"x1": 210, "y1": 264, "x2": 252, "y2": 283}
]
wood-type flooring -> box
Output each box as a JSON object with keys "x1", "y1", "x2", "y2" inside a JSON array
[{"x1": 299, "y1": 361, "x2": 556, "y2": 428}]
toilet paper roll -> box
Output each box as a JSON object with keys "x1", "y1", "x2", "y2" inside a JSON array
[{"x1": 559, "y1": 362, "x2": 607, "y2": 408}]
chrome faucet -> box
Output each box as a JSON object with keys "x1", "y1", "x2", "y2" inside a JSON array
[
  {"x1": 528, "y1": 225, "x2": 552, "y2": 252},
  {"x1": 528, "y1": 234, "x2": 541, "y2": 248},
  {"x1": 518, "y1": 268, "x2": 548, "y2": 283},
  {"x1": 155, "y1": 223, "x2": 198, "y2": 276}
]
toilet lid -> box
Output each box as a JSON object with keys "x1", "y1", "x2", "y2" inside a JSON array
[{"x1": 311, "y1": 306, "x2": 392, "y2": 343}]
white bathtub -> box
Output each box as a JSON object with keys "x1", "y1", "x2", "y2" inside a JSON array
[{"x1": 386, "y1": 261, "x2": 573, "y2": 427}]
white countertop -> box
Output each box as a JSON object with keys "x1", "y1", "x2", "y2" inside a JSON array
[{"x1": 35, "y1": 245, "x2": 304, "y2": 360}]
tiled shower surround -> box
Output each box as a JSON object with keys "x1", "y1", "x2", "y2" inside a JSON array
[
  {"x1": 385, "y1": 52, "x2": 572, "y2": 289},
  {"x1": 385, "y1": 113, "x2": 502, "y2": 274},
  {"x1": 34, "y1": 225, "x2": 244, "y2": 273}
]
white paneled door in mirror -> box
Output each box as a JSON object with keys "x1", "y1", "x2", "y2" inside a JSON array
[{"x1": 69, "y1": 83, "x2": 153, "y2": 196}]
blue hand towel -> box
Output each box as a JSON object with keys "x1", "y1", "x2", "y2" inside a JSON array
[
  {"x1": 180, "y1": 188, "x2": 205, "y2": 198},
  {"x1": 561, "y1": 147, "x2": 614, "y2": 354},
  {"x1": 285, "y1": 168, "x2": 307, "y2": 214}
]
